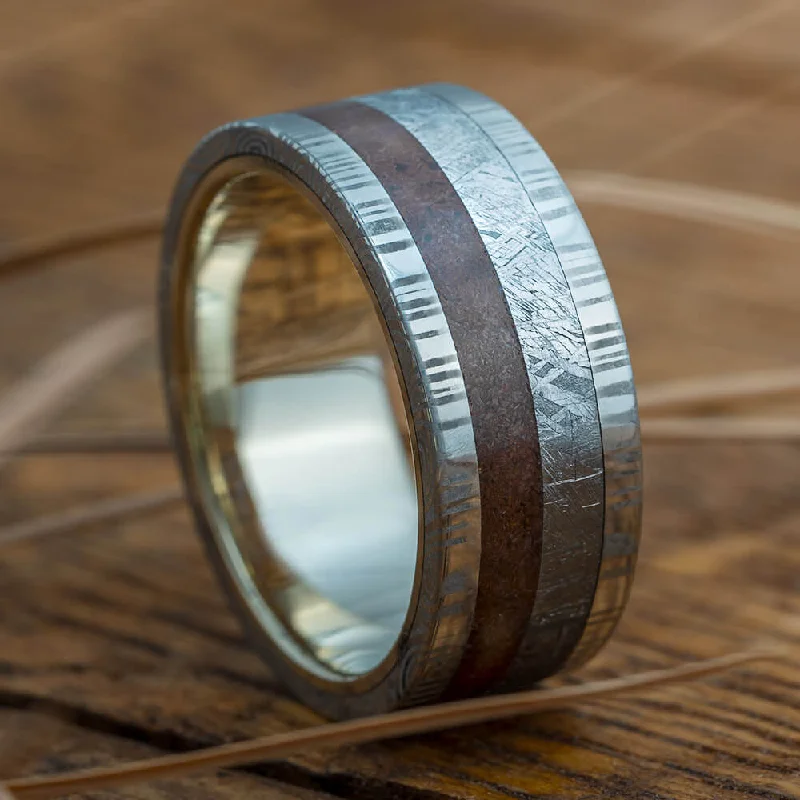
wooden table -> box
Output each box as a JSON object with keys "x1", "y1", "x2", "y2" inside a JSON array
[{"x1": 0, "y1": 2, "x2": 798, "y2": 797}]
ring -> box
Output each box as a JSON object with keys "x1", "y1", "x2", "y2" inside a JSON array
[{"x1": 159, "y1": 83, "x2": 643, "y2": 719}]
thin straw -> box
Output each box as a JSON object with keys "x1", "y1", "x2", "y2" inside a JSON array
[
  {"x1": 0, "y1": 215, "x2": 162, "y2": 279},
  {"x1": 14, "y1": 430, "x2": 171, "y2": 455},
  {"x1": 637, "y1": 367, "x2": 800, "y2": 413},
  {"x1": 643, "y1": 416, "x2": 800, "y2": 442},
  {"x1": 3, "y1": 649, "x2": 777, "y2": 800},
  {"x1": 0, "y1": 486, "x2": 184, "y2": 547},
  {"x1": 569, "y1": 172, "x2": 800, "y2": 239},
  {"x1": 0, "y1": 309, "x2": 151, "y2": 473}
]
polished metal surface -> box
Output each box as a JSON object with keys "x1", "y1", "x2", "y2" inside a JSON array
[
  {"x1": 160, "y1": 83, "x2": 642, "y2": 719},
  {"x1": 191, "y1": 169, "x2": 418, "y2": 676}
]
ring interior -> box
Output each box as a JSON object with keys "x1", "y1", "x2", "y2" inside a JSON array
[{"x1": 183, "y1": 166, "x2": 419, "y2": 678}]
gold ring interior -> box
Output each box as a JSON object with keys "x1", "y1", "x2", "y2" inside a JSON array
[{"x1": 183, "y1": 166, "x2": 419, "y2": 678}]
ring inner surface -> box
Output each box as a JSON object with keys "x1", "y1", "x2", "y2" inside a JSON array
[{"x1": 186, "y1": 167, "x2": 419, "y2": 678}]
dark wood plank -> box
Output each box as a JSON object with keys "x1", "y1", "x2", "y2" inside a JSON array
[{"x1": 0, "y1": 444, "x2": 797, "y2": 799}]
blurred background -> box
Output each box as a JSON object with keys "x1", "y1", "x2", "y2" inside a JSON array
[
  {"x1": 0, "y1": 2, "x2": 798, "y2": 797},
  {"x1": 3, "y1": 1, "x2": 800, "y2": 420}
]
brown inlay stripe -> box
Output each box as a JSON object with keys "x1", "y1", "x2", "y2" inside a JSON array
[{"x1": 301, "y1": 100, "x2": 543, "y2": 696}]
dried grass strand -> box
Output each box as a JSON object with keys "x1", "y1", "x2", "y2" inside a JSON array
[
  {"x1": 0, "y1": 213, "x2": 162, "y2": 279},
  {"x1": 643, "y1": 416, "x2": 800, "y2": 442},
  {"x1": 0, "y1": 486, "x2": 184, "y2": 547},
  {"x1": 568, "y1": 171, "x2": 800, "y2": 239},
  {"x1": 637, "y1": 367, "x2": 800, "y2": 413},
  {"x1": 14, "y1": 430, "x2": 171, "y2": 455},
  {"x1": 2, "y1": 649, "x2": 777, "y2": 800},
  {"x1": 0, "y1": 309, "x2": 152, "y2": 473}
]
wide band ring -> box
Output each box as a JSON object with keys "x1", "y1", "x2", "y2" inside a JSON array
[{"x1": 160, "y1": 84, "x2": 643, "y2": 720}]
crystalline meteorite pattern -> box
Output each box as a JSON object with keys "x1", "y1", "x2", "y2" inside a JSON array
[{"x1": 427, "y1": 83, "x2": 643, "y2": 670}]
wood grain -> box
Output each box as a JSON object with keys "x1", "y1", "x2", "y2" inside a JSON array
[
  {"x1": 0, "y1": 1, "x2": 798, "y2": 798},
  {"x1": 0, "y1": 710, "x2": 337, "y2": 800}
]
